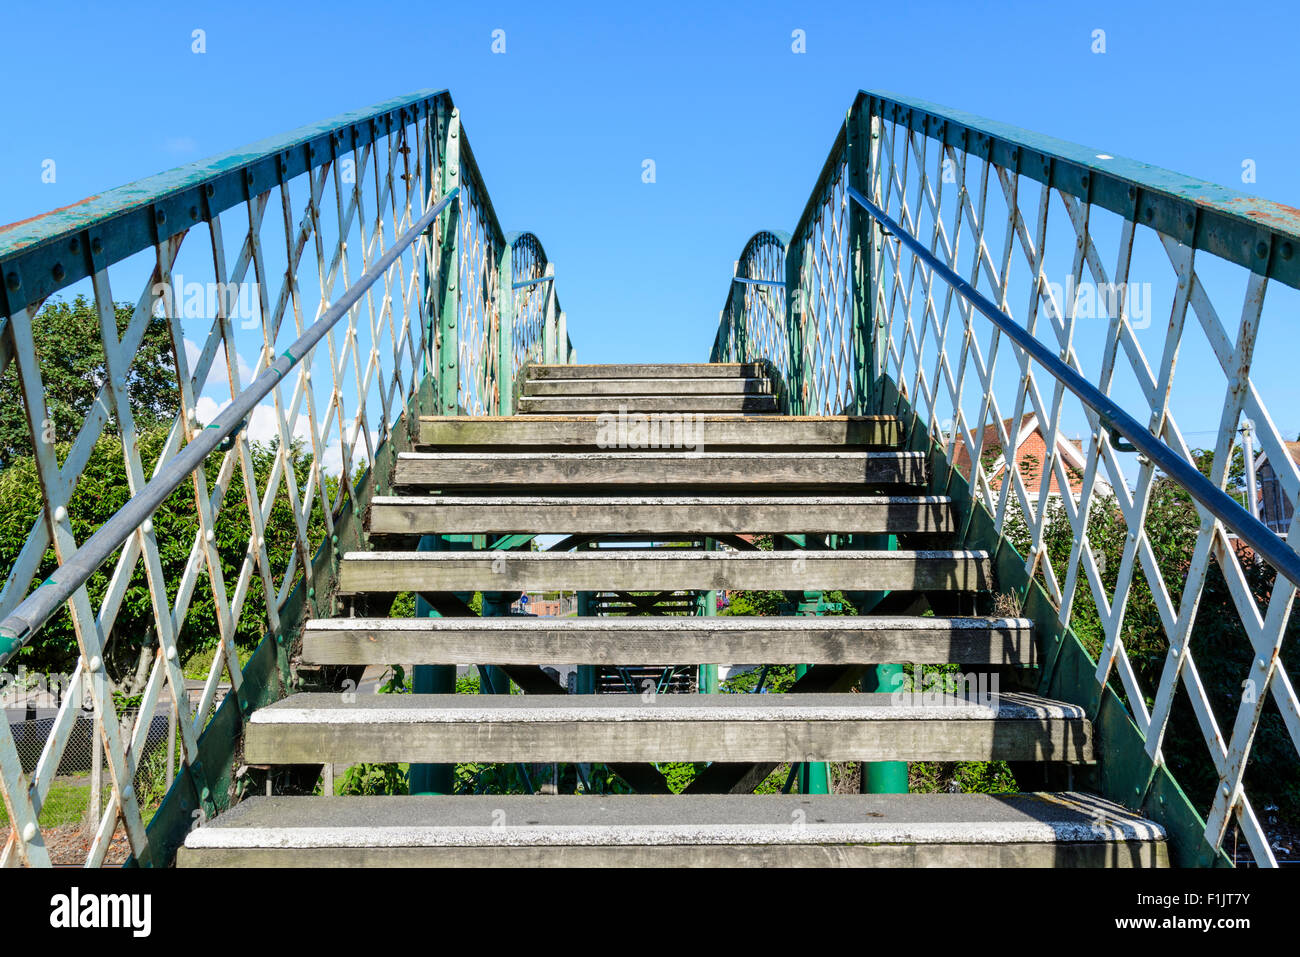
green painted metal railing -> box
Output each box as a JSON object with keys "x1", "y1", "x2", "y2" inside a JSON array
[
  {"x1": 714, "y1": 89, "x2": 1300, "y2": 866},
  {"x1": 0, "y1": 90, "x2": 571, "y2": 866}
]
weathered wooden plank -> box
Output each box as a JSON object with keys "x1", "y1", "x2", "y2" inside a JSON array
[
  {"x1": 367, "y1": 495, "x2": 952, "y2": 536},
  {"x1": 336, "y1": 549, "x2": 994, "y2": 594},
  {"x1": 244, "y1": 692, "x2": 1091, "y2": 764},
  {"x1": 417, "y1": 415, "x2": 902, "y2": 449},
  {"x1": 393, "y1": 451, "x2": 927, "y2": 490},
  {"x1": 302, "y1": 615, "x2": 1036, "y2": 666}
]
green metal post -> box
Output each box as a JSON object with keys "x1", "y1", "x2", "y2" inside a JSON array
[
  {"x1": 409, "y1": 534, "x2": 472, "y2": 795},
  {"x1": 778, "y1": 533, "x2": 829, "y2": 794},
  {"x1": 846, "y1": 100, "x2": 878, "y2": 416},
  {"x1": 843, "y1": 104, "x2": 907, "y2": 795},
  {"x1": 795, "y1": 611, "x2": 830, "y2": 794},
  {"x1": 576, "y1": 588, "x2": 597, "y2": 695},
  {"x1": 784, "y1": 228, "x2": 807, "y2": 415},
  {"x1": 846, "y1": 532, "x2": 909, "y2": 794},
  {"x1": 541, "y1": 264, "x2": 557, "y2": 363},
  {"x1": 480, "y1": 545, "x2": 517, "y2": 695},
  {"x1": 497, "y1": 242, "x2": 515, "y2": 415},
  {"x1": 436, "y1": 104, "x2": 462, "y2": 415},
  {"x1": 698, "y1": 539, "x2": 719, "y2": 694}
]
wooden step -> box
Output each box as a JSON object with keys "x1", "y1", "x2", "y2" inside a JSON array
[
  {"x1": 523, "y1": 377, "x2": 771, "y2": 396},
  {"x1": 529, "y1": 363, "x2": 767, "y2": 379},
  {"x1": 367, "y1": 495, "x2": 953, "y2": 536},
  {"x1": 302, "y1": 615, "x2": 1036, "y2": 667},
  {"x1": 242, "y1": 691, "x2": 1091, "y2": 765},
  {"x1": 393, "y1": 451, "x2": 927, "y2": 491},
  {"x1": 517, "y1": 394, "x2": 779, "y2": 414},
  {"x1": 178, "y1": 792, "x2": 1167, "y2": 868},
  {"x1": 336, "y1": 549, "x2": 993, "y2": 594},
  {"x1": 417, "y1": 415, "x2": 902, "y2": 449}
]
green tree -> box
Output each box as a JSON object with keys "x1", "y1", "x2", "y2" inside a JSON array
[
  {"x1": 0, "y1": 295, "x2": 178, "y2": 468},
  {"x1": 1004, "y1": 455, "x2": 1300, "y2": 819},
  {"x1": 0, "y1": 424, "x2": 332, "y2": 693}
]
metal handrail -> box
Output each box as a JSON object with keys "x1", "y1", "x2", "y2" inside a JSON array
[
  {"x1": 0, "y1": 187, "x2": 459, "y2": 662},
  {"x1": 846, "y1": 182, "x2": 1300, "y2": 590},
  {"x1": 860, "y1": 89, "x2": 1300, "y2": 292}
]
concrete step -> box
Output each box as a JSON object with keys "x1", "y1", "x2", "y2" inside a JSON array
[
  {"x1": 367, "y1": 495, "x2": 953, "y2": 536},
  {"x1": 178, "y1": 792, "x2": 1167, "y2": 867},
  {"x1": 523, "y1": 377, "x2": 771, "y2": 396},
  {"x1": 242, "y1": 691, "x2": 1090, "y2": 765},
  {"x1": 302, "y1": 615, "x2": 1035, "y2": 667},
  {"x1": 393, "y1": 451, "x2": 927, "y2": 491},
  {"x1": 517, "y1": 394, "x2": 779, "y2": 414},
  {"x1": 417, "y1": 415, "x2": 902, "y2": 449},
  {"x1": 337, "y1": 549, "x2": 993, "y2": 594},
  {"x1": 529, "y1": 363, "x2": 767, "y2": 379}
]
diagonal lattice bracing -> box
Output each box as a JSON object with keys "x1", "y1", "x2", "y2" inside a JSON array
[
  {"x1": 714, "y1": 91, "x2": 1300, "y2": 866},
  {"x1": 0, "y1": 91, "x2": 570, "y2": 866}
]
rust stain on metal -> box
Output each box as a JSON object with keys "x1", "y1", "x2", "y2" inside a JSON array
[
  {"x1": 1223, "y1": 196, "x2": 1300, "y2": 232},
  {"x1": 0, "y1": 195, "x2": 101, "y2": 238}
]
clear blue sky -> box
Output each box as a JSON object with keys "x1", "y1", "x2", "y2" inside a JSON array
[{"x1": 4, "y1": 0, "x2": 1298, "y2": 442}]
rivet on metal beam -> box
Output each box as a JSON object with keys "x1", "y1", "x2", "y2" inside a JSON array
[
  {"x1": 51, "y1": 263, "x2": 65, "y2": 281},
  {"x1": 4, "y1": 273, "x2": 18, "y2": 291},
  {"x1": 1256, "y1": 241, "x2": 1269, "y2": 259}
]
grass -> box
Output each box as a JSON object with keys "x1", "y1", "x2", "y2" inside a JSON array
[
  {"x1": 181, "y1": 643, "x2": 255, "y2": 681},
  {"x1": 0, "y1": 774, "x2": 110, "y2": 828}
]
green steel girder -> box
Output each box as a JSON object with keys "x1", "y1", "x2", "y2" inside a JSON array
[
  {"x1": 435, "y1": 101, "x2": 462, "y2": 416},
  {"x1": 0, "y1": 90, "x2": 450, "y2": 319},
  {"x1": 857, "y1": 90, "x2": 1300, "y2": 292}
]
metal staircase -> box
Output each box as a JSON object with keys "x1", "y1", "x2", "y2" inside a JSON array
[
  {"x1": 177, "y1": 363, "x2": 1167, "y2": 866},
  {"x1": 2, "y1": 88, "x2": 1296, "y2": 871}
]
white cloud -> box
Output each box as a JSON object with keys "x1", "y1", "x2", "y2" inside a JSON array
[
  {"x1": 185, "y1": 339, "x2": 257, "y2": 394},
  {"x1": 193, "y1": 395, "x2": 378, "y2": 479}
]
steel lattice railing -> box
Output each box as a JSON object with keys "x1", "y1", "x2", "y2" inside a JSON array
[
  {"x1": 0, "y1": 90, "x2": 569, "y2": 866},
  {"x1": 715, "y1": 89, "x2": 1300, "y2": 866},
  {"x1": 508, "y1": 231, "x2": 571, "y2": 412},
  {"x1": 711, "y1": 230, "x2": 789, "y2": 386}
]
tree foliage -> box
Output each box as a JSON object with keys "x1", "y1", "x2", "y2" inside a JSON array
[
  {"x1": 1004, "y1": 454, "x2": 1300, "y2": 820},
  {"x1": 0, "y1": 295, "x2": 178, "y2": 468},
  {"x1": 0, "y1": 297, "x2": 332, "y2": 692},
  {"x1": 0, "y1": 425, "x2": 330, "y2": 691}
]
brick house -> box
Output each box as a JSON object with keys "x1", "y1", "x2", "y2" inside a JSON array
[
  {"x1": 509, "y1": 593, "x2": 575, "y2": 616},
  {"x1": 1254, "y1": 442, "x2": 1300, "y2": 534},
  {"x1": 950, "y1": 412, "x2": 1105, "y2": 501}
]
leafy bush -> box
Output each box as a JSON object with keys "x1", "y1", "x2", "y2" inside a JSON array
[{"x1": 1002, "y1": 459, "x2": 1300, "y2": 819}]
